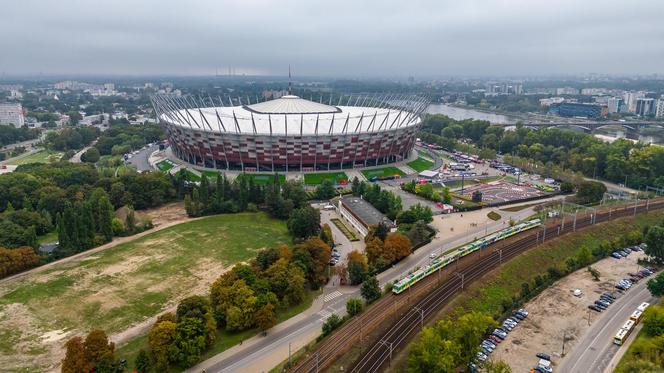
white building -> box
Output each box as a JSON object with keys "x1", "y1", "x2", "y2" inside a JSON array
[
  {"x1": 607, "y1": 97, "x2": 623, "y2": 114},
  {"x1": 556, "y1": 87, "x2": 579, "y2": 95},
  {"x1": 539, "y1": 97, "x2": 565, "y2": 107},
  {"x1": 623, "y1": 91, "x2": 646, "y2": 113},
  {"x1": 655, "y1": 99, "x2": 664, "y2": 118},
  {"x1": 0, "y1": 102, "x2": 25, "y2": 127}
]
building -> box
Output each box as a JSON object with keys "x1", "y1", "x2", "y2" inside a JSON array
[
  {"x1": 623, "y1": 91, "x2": 645, "y2": 112},
  {"x1": 656, "y1": 99, "x2": 664, "y2": 118},
  {"x1": 0, "y1": 102, "x2": 25, "y2": 127},
  {"x1": 607, "y1": 97, "x2": 623, "y2": 114},
  {"x1": 152, "y1": 93, "x2": 428, "y2": 172},
  {"x1": 336, "y1": 196, "x2": 394, "y2": 237},
  {"x1": 539, "y1": 97, "x2": 565, "y2": 107},
  {"x1": 556, "y1": 87, "x2": 579, "y2": 95},
  {"x1": 635, "y1": 98, "x2": 655, "y2": 117},
  {"x1": 548, "y1": 102, "x2": 604, "y2": 118}
]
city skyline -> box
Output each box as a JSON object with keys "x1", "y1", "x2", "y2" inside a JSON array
[{"x1": 1, "y1": 0, "x2": 664, "y2": 77}]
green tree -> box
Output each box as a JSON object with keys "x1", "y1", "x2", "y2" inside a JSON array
[
  {"x1": 484, "y1": 360, "x2": 513, "y2": 373},
  {"x1": 408, "y1": 320, "x2": 459, "y2": 373},
  {"x1": 346, "y1": 298, "x2": 363, "y2": 316},
  {"x1": 314, "y1": 179, "x2": 336, "y2": 200},
  {"x1": 176, "y1": 295, "x2": 217, "y2": 344},
  {"x1": 287, "y1": 206, "x2": 321, "y2": 240},
  {"x1": 647, "y1": 271, "x2": 664, "y2": 297},
  {"x1": 645, "y1": 226, "x2": 664, "y2": 262},
  {"x1": 172, "y1": 317, "x2": 206, "y2": 367},
  {"x1": 361, "y1": 276, "x2": 381, "y2": 304},
  {"x1": 148, "y1": 320, "x2": 176, "y2": 371},
  {"x1": 321, "y1": 314, "x2": 344, "y2": 337},
  {"x1": 81, "y1": 147, "x2": 101, "y2": 163},
  {"x1": 209, "y1": 279, "x2": 257, "y2": 331},
  {"x1": 134, "y1": 349, "x2": 151, "y2": 373},
  {"x1": 642, "y1": 305, "x2": 664, "y2": 336}
]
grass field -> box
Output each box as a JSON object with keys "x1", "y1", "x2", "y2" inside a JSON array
[
  {"x1": 407, "y1": 158, "x2": 434, "y2": 172},
  {"x1": 244, "y1": 173, "x2": 286, "y2": 185},
  {"x1": 303, "y1": 172, "x2": 349, "y2": 185},
  {"x1": 0, "y1": 212, "x2": 290, "y2": 372},
  {"x1": 36, "y1": 231, "x2": 58, "y2": 244},
  {"x1": 156, "y1": 159, "x2": 175, "y2": 171},
  {"x1": 5, "y1": 149, "x2": 63, "y2": 165},
  {"x1": 385, "y1": 211, "x2": 664, "y2": 372},
  {"x1": 331, "y1": 218, "x2": 360, "y2": 241},
  {"x1": 361, "y1": 166, "x2": 406, "y2": 179}
]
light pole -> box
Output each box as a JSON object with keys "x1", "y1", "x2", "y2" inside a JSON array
[{"x1": 414, "y1": 306, "x2": 425, "y2": 329}]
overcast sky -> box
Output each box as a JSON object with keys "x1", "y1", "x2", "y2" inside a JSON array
[{"x1": 2, "y1": 0, "x2": 663, "y2": 77}]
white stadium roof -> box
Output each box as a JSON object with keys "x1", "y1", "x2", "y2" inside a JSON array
[{"x1": 154, "y1": 94, "x2": 428, "y2": 136}]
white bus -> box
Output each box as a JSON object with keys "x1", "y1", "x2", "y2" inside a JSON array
[
  {"x1": 637, "y1": 302, "x2": 650, "y2": 312},
  {"x1": 630, "y1": 310, "x2": 644, "y2": 324},
  {"x1": 614, "y1": 319, "x2": 636, "y2": 346}
]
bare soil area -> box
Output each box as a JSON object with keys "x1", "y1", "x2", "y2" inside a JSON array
[{"x1": 491, "y1": 252, "x2": 645, "y2": 371}]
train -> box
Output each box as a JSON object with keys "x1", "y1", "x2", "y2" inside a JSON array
[{"x1": 392, "y1": 219, "x2": 542, "y2": 294}]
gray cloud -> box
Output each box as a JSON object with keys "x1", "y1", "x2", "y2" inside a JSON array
[{"x1": 1, "y1": 0, "x2": 663, "y2": 77}]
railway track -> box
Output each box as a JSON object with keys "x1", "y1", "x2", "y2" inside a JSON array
[{"x1": 290, "y1": 198, "x2": 664, "y2": 373}]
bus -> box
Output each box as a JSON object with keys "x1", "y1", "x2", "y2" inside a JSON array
[
  {"x1": 630, "y1": 310, "x2": 644, "y2": 324},
  {"x1": 637, "y1": 302, "x2": 650, "y2": 312},
  {"x1": 614, "y1": 320, "x2": 636, "y2": 346}
]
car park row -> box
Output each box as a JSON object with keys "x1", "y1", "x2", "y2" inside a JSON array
[{"x1": 468, "y1": 309, "x2": 547, "y2": 372}]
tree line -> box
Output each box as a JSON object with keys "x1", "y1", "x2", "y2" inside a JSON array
[
  {"x1": 420, "y1": 113, "x2": 664, "y2": 190},
  {"x1": 183, "y1": 172, "x2": 322, "y2": 241},
  {"x1": 0, "y1": 124, "x2": 39, "y2": 147},
  {"x1": 0, "y1": 161, "x2": 177, "y2": 277}
]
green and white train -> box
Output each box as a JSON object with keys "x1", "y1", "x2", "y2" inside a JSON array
[{"x1": 392, "y1": 219, "x2": 541, "y2": 294}]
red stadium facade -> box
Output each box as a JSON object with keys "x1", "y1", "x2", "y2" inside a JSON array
[{"x1": 152, "y1": 94, "x2": 429, "y2": 172}]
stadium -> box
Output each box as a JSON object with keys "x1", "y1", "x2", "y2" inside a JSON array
[{"x1": 151, "y1": 93, "x2": 429, "y2": 172}]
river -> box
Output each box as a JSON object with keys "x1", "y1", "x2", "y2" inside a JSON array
[
  {"x1": 426, "y1": 104, "x2": 664, "y2": 145},
  {"x1": 426, "y1": 104, "x2": 517, "y2": 124}
]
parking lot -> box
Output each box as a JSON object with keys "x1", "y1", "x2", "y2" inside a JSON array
[{"x1": 490, "y1": 247, "x2": 650, "y2": 372}]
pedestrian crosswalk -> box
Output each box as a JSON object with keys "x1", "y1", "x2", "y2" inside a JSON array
[
  {"x1": 318, "y1": 309, "x2": 332, "y2": 320},
  {"x1": 323, "y1": 290, "x2": 342, "y2": 303}
]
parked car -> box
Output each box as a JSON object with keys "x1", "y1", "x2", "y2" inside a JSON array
[
  {"x1": 596, "y1": 300, "x2": 610, "y2": 308},
  {"x1": 611, "y1": 252, "x2": 622, "y2": 259},
  {"x1": 507, "y1": 316, "x2": 520, "y2": 324},
  {"x1": 593, "y1": 301, "x2": 607, "y2": 310},
  {"x1": 517, "y1": 309, "x2": 529, "y2": 317},
  {"x1": 536, "y1": 352, "x2": 551, "y2": 361},
  {"x1": 588, "y1": 304, "x2": 602, "y2": 312},
  {"x1": 493, "y1": 329, "x2": 507, "y2": 339},
  {"x1": 602, "y1": 292, "x2": 616, "y2": 299},
  {"x1": 476, "y1": 352, "x2": 488, "y2": 362},
  {"x1": 599, "y1": 296, "x2": 613, "y2": 304},
  {"x1": 483, "y1": 339, "x2": 497, "y2": 348},
  {"x1": 489, "y1": 335, "x2": 502, "y2": 344},
  {"x1": 615, "y1": 284, "x2": 627, "y2": 291}
]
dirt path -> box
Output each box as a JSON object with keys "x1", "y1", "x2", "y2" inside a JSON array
[{"x1": 0, "y1": 202, "x2": 191, "y2": 287}]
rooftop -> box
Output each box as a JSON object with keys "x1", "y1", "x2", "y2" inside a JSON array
[
  {"x1": 245, "y1": 95, "x2": 341, "y2": 114},
  {"x1": 339, "y1": 195, "x2": 394, "y2": 229}
]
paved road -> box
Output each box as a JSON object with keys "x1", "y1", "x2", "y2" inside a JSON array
[
  {"x1": 559, "y1": 272, "x2": 658, "y2": 373},
  {"x1": 128, "y1": 144, "x2": 159, "y2": 171},
  {"x1": 188, "y1": 204, "x2": 542, "y2": 373}
]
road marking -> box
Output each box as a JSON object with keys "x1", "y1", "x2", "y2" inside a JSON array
[
  {"x1": 317, "y1": 309, "x2": 332, "y2": 321},
  {"x1": 324, "y1": 290, "x2": 342, "y2": 303}
]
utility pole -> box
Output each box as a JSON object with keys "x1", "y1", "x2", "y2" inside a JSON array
[
  {"x1": 378, "y1": 340, "x2": 394, "y2": 367},
  {"x1": 414, "y1": 306, "x2": 425, "y2": 329},
  {"x1": 456, "y1": 272, "x2": 465, "y2": 290},
  {"x1": 499, "y1": 249, "x2": 503, "y2": 265},
  {"x1": 562, "y1": 331, "x2": 567, "y2": 357},
  {"x1": 289, "y1": 342, "x2": 292, "y2": 368}
]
